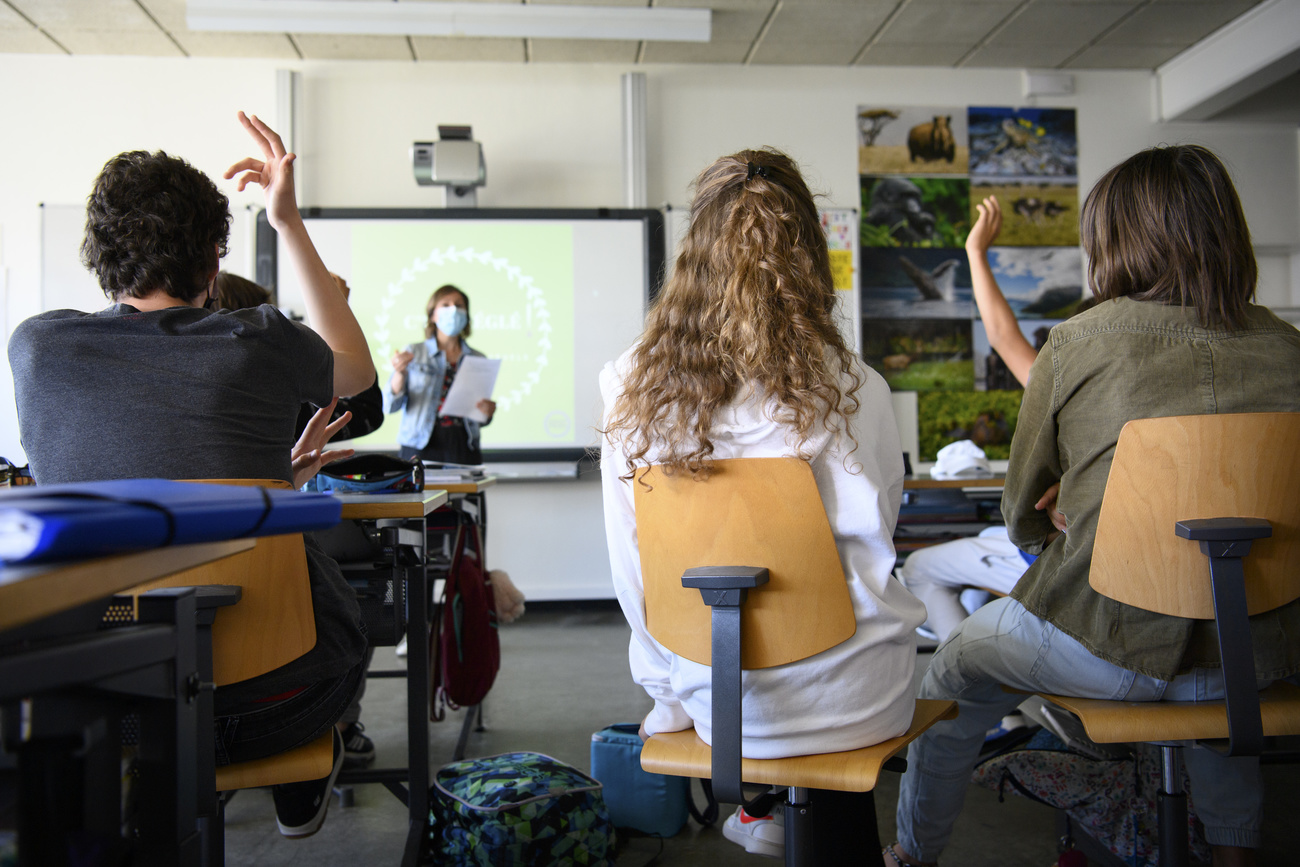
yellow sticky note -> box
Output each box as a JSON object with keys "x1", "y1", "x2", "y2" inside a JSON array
[{"x1": 829, "y1": 249, "x2": 854, "y2": 291}]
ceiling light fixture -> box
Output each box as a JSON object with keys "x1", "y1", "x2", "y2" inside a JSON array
[{"x1": 187, "y1": 0, "x2": 712, "y2": 43}]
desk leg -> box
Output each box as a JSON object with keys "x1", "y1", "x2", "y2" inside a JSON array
[{"x1": 403, "y1": 515, "x2": 431, "y2": 865}]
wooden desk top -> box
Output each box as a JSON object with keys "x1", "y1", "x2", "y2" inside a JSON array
[
  {"x1": 335, "y1": 489, "x2": 449, "y2": 519},
  {"x1": 0, "y1": 538, "x2": 256, "y2": 633},
  {"x1": 904, "y1": 474, "x2": 1005, "y2": 491},
  {"x1": 424, "y1": 475, "x2": 497, "y2": 495}
]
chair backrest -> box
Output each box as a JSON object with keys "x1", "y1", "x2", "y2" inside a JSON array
[
  {"x1": 129, "y1": 479, "x2": 317, "y2": 685},
  {"x1": 635, "y1": 457, "x2": 855, "y2": 670},
  {"x1": 1091, "y1": 413, "x2": 1300, "y2": 619}
]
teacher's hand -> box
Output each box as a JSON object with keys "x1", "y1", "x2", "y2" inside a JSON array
[{"x1": 477, "y1": 399, "x2": 497, "y2": 423}]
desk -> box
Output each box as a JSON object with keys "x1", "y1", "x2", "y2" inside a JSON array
[
  {"x1": 424, "y1": 475, "x2": 496, "y2": 496},
  {"x1": 0, "y1": 539, "x2": 256, "y2": 866},
  {"x1": 0, "y1": 538, "x2": 255, "y2": 633},
  {"x1": 904, "y1": 474, "x2": 1005, "y2": 491},
  {"x1": 331, "y1": 490, "x2": 447, "y2": 867}
]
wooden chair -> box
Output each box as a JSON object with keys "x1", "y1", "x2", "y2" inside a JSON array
[
  {"x1": 127, "y1": 479, "x2": 334, "y2": 862},
  {"x1": 1030, "y1": 414, "x2": 1300, "y2": 867},
  {"x1": 634, "y1": 457, "x2": 957, "y2": 867}
]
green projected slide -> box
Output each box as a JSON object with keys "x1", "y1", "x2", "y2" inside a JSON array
[{"x1": 347, "y1": 222, "x2": 575, "y2": 450}]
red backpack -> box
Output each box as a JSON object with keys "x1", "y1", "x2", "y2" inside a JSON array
[{"x1": 430, "y1": 521, "x2": 501, "y2": 720}]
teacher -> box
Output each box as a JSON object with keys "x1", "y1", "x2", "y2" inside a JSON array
[{"x1": 385, "y1": 284, "x2": 496, "y2": 464}]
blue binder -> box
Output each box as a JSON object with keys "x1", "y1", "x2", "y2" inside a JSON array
[{"x1": 0, "y1": 479, "x2": 342, "y2": 564}]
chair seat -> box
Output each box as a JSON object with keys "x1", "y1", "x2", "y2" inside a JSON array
[
  {"x1": 1037, "y1": 681, "x2": 1300, "y2": 745},
  {"x1": 641, "y1": 698, "x2": 957, "y2": 792},
  {"x1": 214, "y1": 731, "x2": 335, "y2": 792}
]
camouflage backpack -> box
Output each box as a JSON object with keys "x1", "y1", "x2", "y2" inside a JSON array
[{"x1": 429, "y1": 751, "x2": 615, "y2": 866}]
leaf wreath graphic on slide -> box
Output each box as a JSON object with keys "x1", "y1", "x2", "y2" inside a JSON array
[{"x1": 374, "y1": 246, "x2": 550, "y2": 412}]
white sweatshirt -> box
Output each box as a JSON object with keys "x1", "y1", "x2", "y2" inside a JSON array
[{"x1": 599, "y1": 351, "x2": 926, "y2": 759}]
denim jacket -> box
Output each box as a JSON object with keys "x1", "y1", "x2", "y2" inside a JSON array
[{"x1": 383, "y1": 338, "x2": 485, "y2": 453}]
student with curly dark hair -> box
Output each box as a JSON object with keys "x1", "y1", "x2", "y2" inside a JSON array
[
  {"x1": 9, "y1": 112, "x2": 375, "y2": 839},
  {"x1": 601, "y1": 148, "x2": 926, "y2": 861}
]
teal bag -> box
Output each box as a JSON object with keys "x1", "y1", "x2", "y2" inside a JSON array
[
  {"x1": 589, "y1": 724, "x2": 690, "y2": 837},
  {"x1": 429, "y1": 751, "x2": 615, "y2": 866}
]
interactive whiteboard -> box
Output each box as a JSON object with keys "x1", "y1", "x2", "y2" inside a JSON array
[{"x1": 259, "y1": 208, "x2": 665, "y2": 459}]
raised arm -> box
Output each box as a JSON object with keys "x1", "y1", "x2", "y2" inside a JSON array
[
  {"x1": 967, "y1": 196, "x2": 1037, "y2": 387},
  {"x1": 224, "y1": 112, "x2": 375, "y2": 397}
]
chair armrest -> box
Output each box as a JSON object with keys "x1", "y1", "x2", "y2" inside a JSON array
[{"x1": 1176, "y1": 517, "x2": 1270, "y2": 757}]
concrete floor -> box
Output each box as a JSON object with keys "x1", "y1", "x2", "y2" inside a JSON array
[{"x1": 224, "y1": 605, "x2": 1300, "y2": 866}]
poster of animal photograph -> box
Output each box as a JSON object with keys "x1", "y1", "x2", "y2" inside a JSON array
[
  {"x1": 973, "y1": 318, "x2": 1060, "y2": 390},
  {"x1": 982, "y1": 246, "x2": 1084, "y2": 318},
  {"x1": 857, "y1": 106, "x2": 969, "y2": 175},
  {"x1": 971, "y1": 181, "x2": 1079, "y2": 246},
  {"x1": 860, "y1": 247, "x2": 972, "y2": 319},
  {"x1": 916, "y1": 390, "x2": 1025, "y2": 461},
  {"x1": 862, "y1": 317, "x2": 973, "y2": 392},
  {"x1": 861, "y1": 176, "x2": 970, "y2": 248},
  {"x1": 969, "y1": 106, "x2": 1077, "y2": 178}
]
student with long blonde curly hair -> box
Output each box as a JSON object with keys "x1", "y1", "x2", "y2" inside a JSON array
[{"x1": 600, "y1": 149, "x2": 926, "y2": 861}]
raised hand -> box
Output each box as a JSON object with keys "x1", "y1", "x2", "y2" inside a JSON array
[
  {"x1": 965, "y1": 195, "x2": 1003, "y2": 257},
  {"x1": 224, "y1": 111, "x2": 299, "y2": 232},
  {"x1": 291, "y1": 399, "x2": 355, "y2": 489}
]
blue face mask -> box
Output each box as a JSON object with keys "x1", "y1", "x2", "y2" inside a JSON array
[{"x1": 435, "y1": 306, "x2": 468, "y2": 338}]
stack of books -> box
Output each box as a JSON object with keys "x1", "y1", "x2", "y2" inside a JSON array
[{"x1": 421, "y1": 461, "x2": 487, "y2": 485}]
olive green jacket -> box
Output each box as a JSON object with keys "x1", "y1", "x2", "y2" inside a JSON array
[{"x1": 1005, "y1": 297, "x2": 1300, "y2": 681}]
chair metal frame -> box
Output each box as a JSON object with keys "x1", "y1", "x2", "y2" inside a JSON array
[
  {"x1": 1033, "y1": 413, "x2": 1300, "y2": 867},
  {"x1": 635, "y1": 457, "x2": 956, "y2": 866}
]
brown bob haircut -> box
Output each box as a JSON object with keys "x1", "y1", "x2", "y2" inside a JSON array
[
  {"x1": 212, "y1": 271, "x2": 271, "y2": 311},
  {"x1": 1081, "y1": 144, "x2": 1256, "y2": 330},
  {"x1": 424, "y1": 284, "x2": 471, "y2": 340}
]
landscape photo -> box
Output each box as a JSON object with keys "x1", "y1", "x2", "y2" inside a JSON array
[
  {"x1": 983, "y1": 246, "x2": 1084, "y2": 318},
  {"x1": 973, "y1": 318, "x2": 1060, "y2": 390},
  {"x1": 971, "y1": 181, "x2": 1079, "y2": 246},
  {"x1": 862, "y1": 317, "x2": 973, "y2": 392},
  {"x1": 860, "y1": 247, "x2": 973, "y2": 320},
  {"x1": 917, "y1": 389, "x2": 1025, "y2": 461},
  {"x1": 969, "y1": 106, "x2": 1077, "y2": 178},
  {"x1": 861, "y1": 175, "x2": 970, "y2": 248},
  {"x1": 857, "y1": 105, "x2": 969, "y2": 175}
]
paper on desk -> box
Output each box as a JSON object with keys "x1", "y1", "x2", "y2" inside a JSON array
[{"x1": 439, "y1": 356, "x2": 500, "y2": 423}]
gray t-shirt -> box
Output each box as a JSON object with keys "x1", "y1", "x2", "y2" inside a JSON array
[{"x1": 9, "y1": 302, "x2": 367, "y2": 702}]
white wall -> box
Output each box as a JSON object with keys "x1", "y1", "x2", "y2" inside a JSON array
[{"x1": 2, "y1": 55, "x2": 1298, "y2": 598}]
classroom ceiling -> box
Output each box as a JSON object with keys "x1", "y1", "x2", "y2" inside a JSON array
[{"x1": 0, "y1": 0, "x2": 1270, "y2": 70}]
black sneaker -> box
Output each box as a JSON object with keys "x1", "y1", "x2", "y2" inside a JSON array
[
  {"x1": 340, "y1": 722, "x2": 375, "y2": 766},
  {"x1": 272, "y1": 727, "x2": 345, "y2": 838}
]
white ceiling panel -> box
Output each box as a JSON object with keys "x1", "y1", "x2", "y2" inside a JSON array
[
  {"x1": 761, "y1": 2, "x2": 894, "y2": 42},
  {"x1": 411, "y1": 35, "x2": 526, "y2": 61},
  {"x1": 991, "y1": 3, "x2": 1132, "y2": 45},
  {"x1": 55, "y1": 29, "x2": 185, "y2": 55},
  {"x1": 1065, "y1": 42, "x2": 1185, "y2": 66},
  {"x1": 640, "y1": 39, "x2": 751, "y2": 62},
  {"x1": 138, "y1": 0, "x2": 187, "y2": 31},
  {"x1": 0, "y1": 30, "x2": 63, "y2": 52},
  {"x1": 9, "y1": 0, "x2": 154, "y2": 30},
  {"x1": 171, "y1": 31, "x2": 300, "y2": 59},
  {"x1": 963, "y1": 41, "x2": 1079, "y2": 67},
  {"x1": 1099, "y1": 1, "x2": 1258, "y2": 44},
  {"x1": 878, "y1": 2, "x2": 1022, "y2": 45},
  {"x1": 528, "y1": 38, "x2": 639, "y2": 62},
  {"x1": 856, "y1": 42, "x2": 973, "y2": 66},
  {"x1": 292, "y1": 33, "x2": 415, "y2": 60}
]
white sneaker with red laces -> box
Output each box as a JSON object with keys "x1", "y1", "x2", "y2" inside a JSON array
[{"x1": 722, "y1": 804, "x2": 784, "y2": 858}]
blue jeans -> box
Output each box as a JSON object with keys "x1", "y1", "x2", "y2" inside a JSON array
[
  {"x1": 213, "y1": 659, "x2": 364, "y2": 767},
  {"x1": 896, "y1": 597, "x2": 1264, "y2": 861}
]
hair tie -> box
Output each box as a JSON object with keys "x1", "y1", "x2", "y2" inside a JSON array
[{"x1": 746, "y1": 162, "x2": 769, "y2": 181}]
